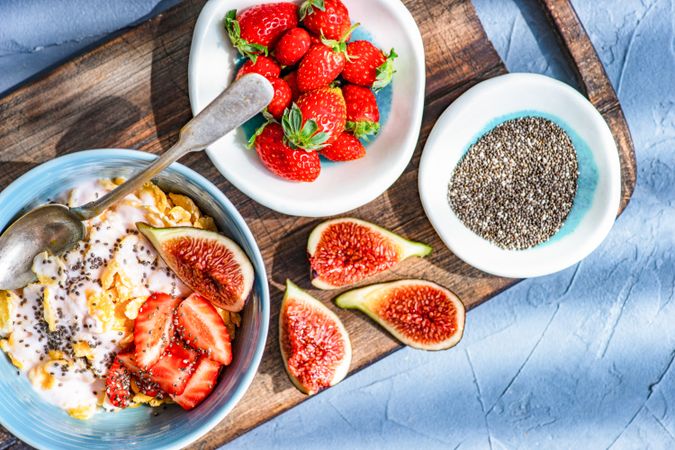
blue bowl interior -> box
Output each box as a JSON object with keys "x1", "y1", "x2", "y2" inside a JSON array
[{"x1": 0, "y1": 150, "x2": 269, "y2": 450}]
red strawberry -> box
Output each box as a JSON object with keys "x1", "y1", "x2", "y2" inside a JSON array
[
  {"x1": 266, "y1": 78, "x2": 292, "y2": 120},
  {"x1": 134, "y1": 376, "x2": 164, "y2": 398},
  {"x1": 105, "y1": 357, "x2": 132, "y2": 408},
  {"x1": 284, "y1": 87, "x2": 346, "y2": 149},
  {"x1": 236, "y1": 55, "x2": 281, "y2": 80},
  {"x1": 343, "y1": 41, "x2": 397, "y2": 90},
  {"x1": 148, "y1": 341, "x2": 199, "y2": 396},
  {"x1": 172, "y1": 357, "x2": 222, "y2": 410},
  {"x1": 134, "y1": 293, "x2": 182, "y2": 369},
  {"x1": 321, "y1": 132, "x2": 366, "y2": 161},
  {"x1": 296, "y1": 44, "x2": 346, "y2": 92},
  {"x1": 283, "y1": 72, "x2": 301, "y2": 101},
  {"x1": 252, "y1": 123, "x2": 321, "y2": 182},
  {"x1": 116, "y1": 351, "x2": 140, "y2": 373},
  {"x1": 300, "y1": 0, "x2": 352, "y2": 41},
  {"x1": 274, "y1": 27, "x2": 311, "y2": 66},
  {"x1": 175, "y1": 293, "x2": 233, "y2": 366},
  {"x1": 342, "y1": 84, "x2": 380, "y2": 139},
  {"x1": 225, "y1": 4, "x2": 298, "y2": 60}
]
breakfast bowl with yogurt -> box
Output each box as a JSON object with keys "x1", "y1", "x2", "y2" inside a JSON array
[{"x1": 0, "y1": 149, "x2": 269, "y2": 450}]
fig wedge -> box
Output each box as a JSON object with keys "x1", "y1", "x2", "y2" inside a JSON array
[
  {"x1": 307, "y1": 218, "x2": 431, "y2": 290},
  {"x1": 137, "y1": 223, "x2": 254, "y2": 312},
  {"x1": 336, "y1": 280, "x2": 465, "y2": 351},
  {"x1": 280, "y1": 280, "x2": 352, "y2": 395}
]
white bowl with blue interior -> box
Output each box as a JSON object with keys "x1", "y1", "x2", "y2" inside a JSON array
[
  {"x1": 0, "y1": 149, "x2": 269, "y2": 449},
  {"x1": 419, "y1": 73, "x2": 621, "y2": 278},
  {"x1": 188, "y1": 0, "x2": 425, "y2": 217}
]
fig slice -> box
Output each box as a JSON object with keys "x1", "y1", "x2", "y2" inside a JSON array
[
  {"x1": 137, "y1": 223, "x2": 254, "y2": 312},
  {"x1": 279, "y1": 280, "x2": 352, "y2": 395},
  {"x1": 307, "y1": 218, "x2": 432, "y2": 290},
  {"x1": 335, "y1": 280, "x2": 466, "y2": 351}
]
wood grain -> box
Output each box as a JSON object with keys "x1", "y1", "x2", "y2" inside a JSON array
[{"x1": 0, "y1": 0, "x2": 635, "y2": 448}]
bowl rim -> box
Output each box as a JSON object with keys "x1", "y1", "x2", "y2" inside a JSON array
[
  {"x1": 187, "y1": 0, "x2": 426, "y2": 217},
  {"x1": 418, "y1": 73, "x2": 621, "y2": 278},
  {"x1": 0, "y1": 149, "x2": 270, "y2": 450}
]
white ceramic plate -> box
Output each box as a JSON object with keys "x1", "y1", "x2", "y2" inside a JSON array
[
  {"x1": 419, "y1": 73, "x2": 621, "y2": 278},
  {"x1": 188, "y1": 0, "x2": 425, "y2": 217}
]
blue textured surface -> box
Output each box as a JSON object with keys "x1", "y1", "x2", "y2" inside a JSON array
[{"x1": 1, "y1": 0, "x2": 674, "y2": 448}]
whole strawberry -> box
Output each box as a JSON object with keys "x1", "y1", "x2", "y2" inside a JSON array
[
  {"x1": 225, "y1": 3, "x2": 298, "y2": 60},
  {"x1": 321, "y1": 132, "x2": 366, "y2": 161},
  {"x1": 267, "y1": 78, "x2": 292, "y2": 119},
  {"x1": 342, "y1": 84, "x2": 380, "y2": 139},
  {"x1": 252, "y1": 123, "x2": 321, "y2": 182},
  {"x1": 296, "y1": 38, "x2": 350, "y2": 92},
  {"x1": 274, "y1": 27, "x2": 311, "y2": 66},
  {"x1": 236, "y1": 55, "x2": 281, "y2": 80},
  {"x1": 283, "y1": 87, "x2": 346, "y2": 149},
  {"x1": 283, "y1": 72, "x2": 301, "y2": 101},
  {"x1": 299, "y1": 0, "x2": 352, "y2": 41},
  {"x1": 342, "y1": 41, "x2": 397, "y2": 90}
]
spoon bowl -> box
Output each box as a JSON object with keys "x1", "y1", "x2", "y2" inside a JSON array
[{"x1": 0, "y1": 205, "x2": 84, "y2": 289}]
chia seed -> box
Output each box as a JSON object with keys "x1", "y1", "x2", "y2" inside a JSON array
[{"x1": 447, "y1": 116, "x2": 578, "y2": 250}]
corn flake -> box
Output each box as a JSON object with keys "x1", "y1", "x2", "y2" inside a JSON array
[
  {"x1": 0, "y1": 290, "x2": 15, "y2": 336},
  {"x1": 169, "y1": 193, "x2": 200, "y2": 219},
  {"x1": 194, "y1": 216, "x2": 217, "y2": 231},
  {"x1": 0, "y1": 335, "x2": 22, "y2": 370},
  {"x1": 67, "y1": 404, "x2": 97, "y2": 420},
  {"x1": 166, "y1": 206, "x2": 192, "y2": 226},
  {"x1": 28, "y1": 363, "x2": 56, "y2": 390},
  {"x1": 86, "y1": 290, "x2": 115, "y2": 331},
  {"x1": 73, "y1": 341, "x2": 94, "y2": 361},
  {"x1": 138, "y1": 182, "x2": 170, "y2": 213}
]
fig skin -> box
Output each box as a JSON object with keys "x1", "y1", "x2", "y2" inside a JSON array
[
  {"x1": 279, "y1": 280, "x2": 352, "y2": 395},
  {"x1": 137, "y1": 223, "x2": 254, "y2": 312},
  {"x1": 335, "y1": 279, "x2": 466, "y2": 351},
  {"x1": 307, "y1": 218, "x2": 432, "y2": 290}
]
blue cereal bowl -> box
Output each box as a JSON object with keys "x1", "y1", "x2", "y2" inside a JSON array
[{"x1": 0, "y1": 149, "x2": 270, "y2": 449}]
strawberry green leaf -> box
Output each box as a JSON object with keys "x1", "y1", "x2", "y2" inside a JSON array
[
  {"x1": 247, "y1": 120, "x2": 271, "y2": 149},
  {"x1": 299, "y1": 0, "x2": 325, "y2": 21},
  {"x1": 281, "y1": 104, "x2": 332, "y2": 151},
  {"x1": 346, "y1": 120, "x2": 380, "y2": 140},
  {"x1": 224, "y1": 9, "x2": 268, "y2": 62},
  {"x1": 373, "y1": 48, "x2": 398, "y2": 91}
]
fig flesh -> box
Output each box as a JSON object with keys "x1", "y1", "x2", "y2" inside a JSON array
[
  {"x1": 137, "y1": 223, "x2": 254, "y2": 312},
  {"x1": 336, "y1": 280, "x2": 465, "y2": 351},
  {"x1": 279, "y1": 280, "x2": 352, "y2": 395},
  {"x1": 307, "y1": 218, "x2": 432, "y2": 290}
]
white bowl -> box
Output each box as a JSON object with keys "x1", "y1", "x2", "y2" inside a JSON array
[
  {"x1": 188, "y1": 0, "x2": 425, "y2": 217},
  {"x1": 418, "y1": 73, "x2": 621, "y2": 278}
]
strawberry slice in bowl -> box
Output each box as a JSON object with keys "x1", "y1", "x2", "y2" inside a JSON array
[
  {"x1": 175, "y1": 293, "x2": 234, "y2": 365},
  {"x1": 172, "y1": 357, "x2": 222, "y2": 410},
  {"x1": 147, "y1": 340, "x2": 200, "y2": 396},
  {"x1": 134, "y1": 293, "x2": 182, "y2": 369}
]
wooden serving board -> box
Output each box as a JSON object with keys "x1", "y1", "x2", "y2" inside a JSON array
[{"x1": 0, "y1": 0, "x2": 635, "y2": 448}]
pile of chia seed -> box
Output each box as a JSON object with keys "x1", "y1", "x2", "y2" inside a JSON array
[{"x1": 447, "y1": 116, "x2": 578, "y2": 250}]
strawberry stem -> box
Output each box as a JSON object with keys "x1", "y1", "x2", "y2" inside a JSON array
[
  {"x1": 299, "y1": 0, "x2": 326, "y2": 21},
  {"x1": 346, "y1": 120, "x2": 380, "y2": 140},
  {"x1": 224, "y1": 9, "x2": 268, "y2": 62},
  {"x1": 373, "y1": 48, "x2": 397, "y2": 91},
  {"x1": 281, "y1": 104, "x2": 331, "y2": 151}
]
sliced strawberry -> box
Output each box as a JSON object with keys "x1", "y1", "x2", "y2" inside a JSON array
[
  {"x1": 175, "y1": 293, "x2": 233, "y2": 365},
  {"x1": 172, "y1": 357, "x2": 222, "y2": 410},
  {"x1": 147, "y1": 341, "x2": 199, "y2": 396},
  {"x1": 134, "y1": 293, "x2": 182, "y2": 369},
  {"x1": 135, "y1": 375, "x2": 165, "y2": 398},
  {"x1": 105, "y1": 357, "x2": 133, "y2": 408}
]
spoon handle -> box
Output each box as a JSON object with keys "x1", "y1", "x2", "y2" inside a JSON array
[{"x1": 71, "y1": 74, "x2": 274, "y2": 220}]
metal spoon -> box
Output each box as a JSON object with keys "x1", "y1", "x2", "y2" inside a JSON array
[{"x1": 0, "y1": 74, "x2": 274, "y2": 290}]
